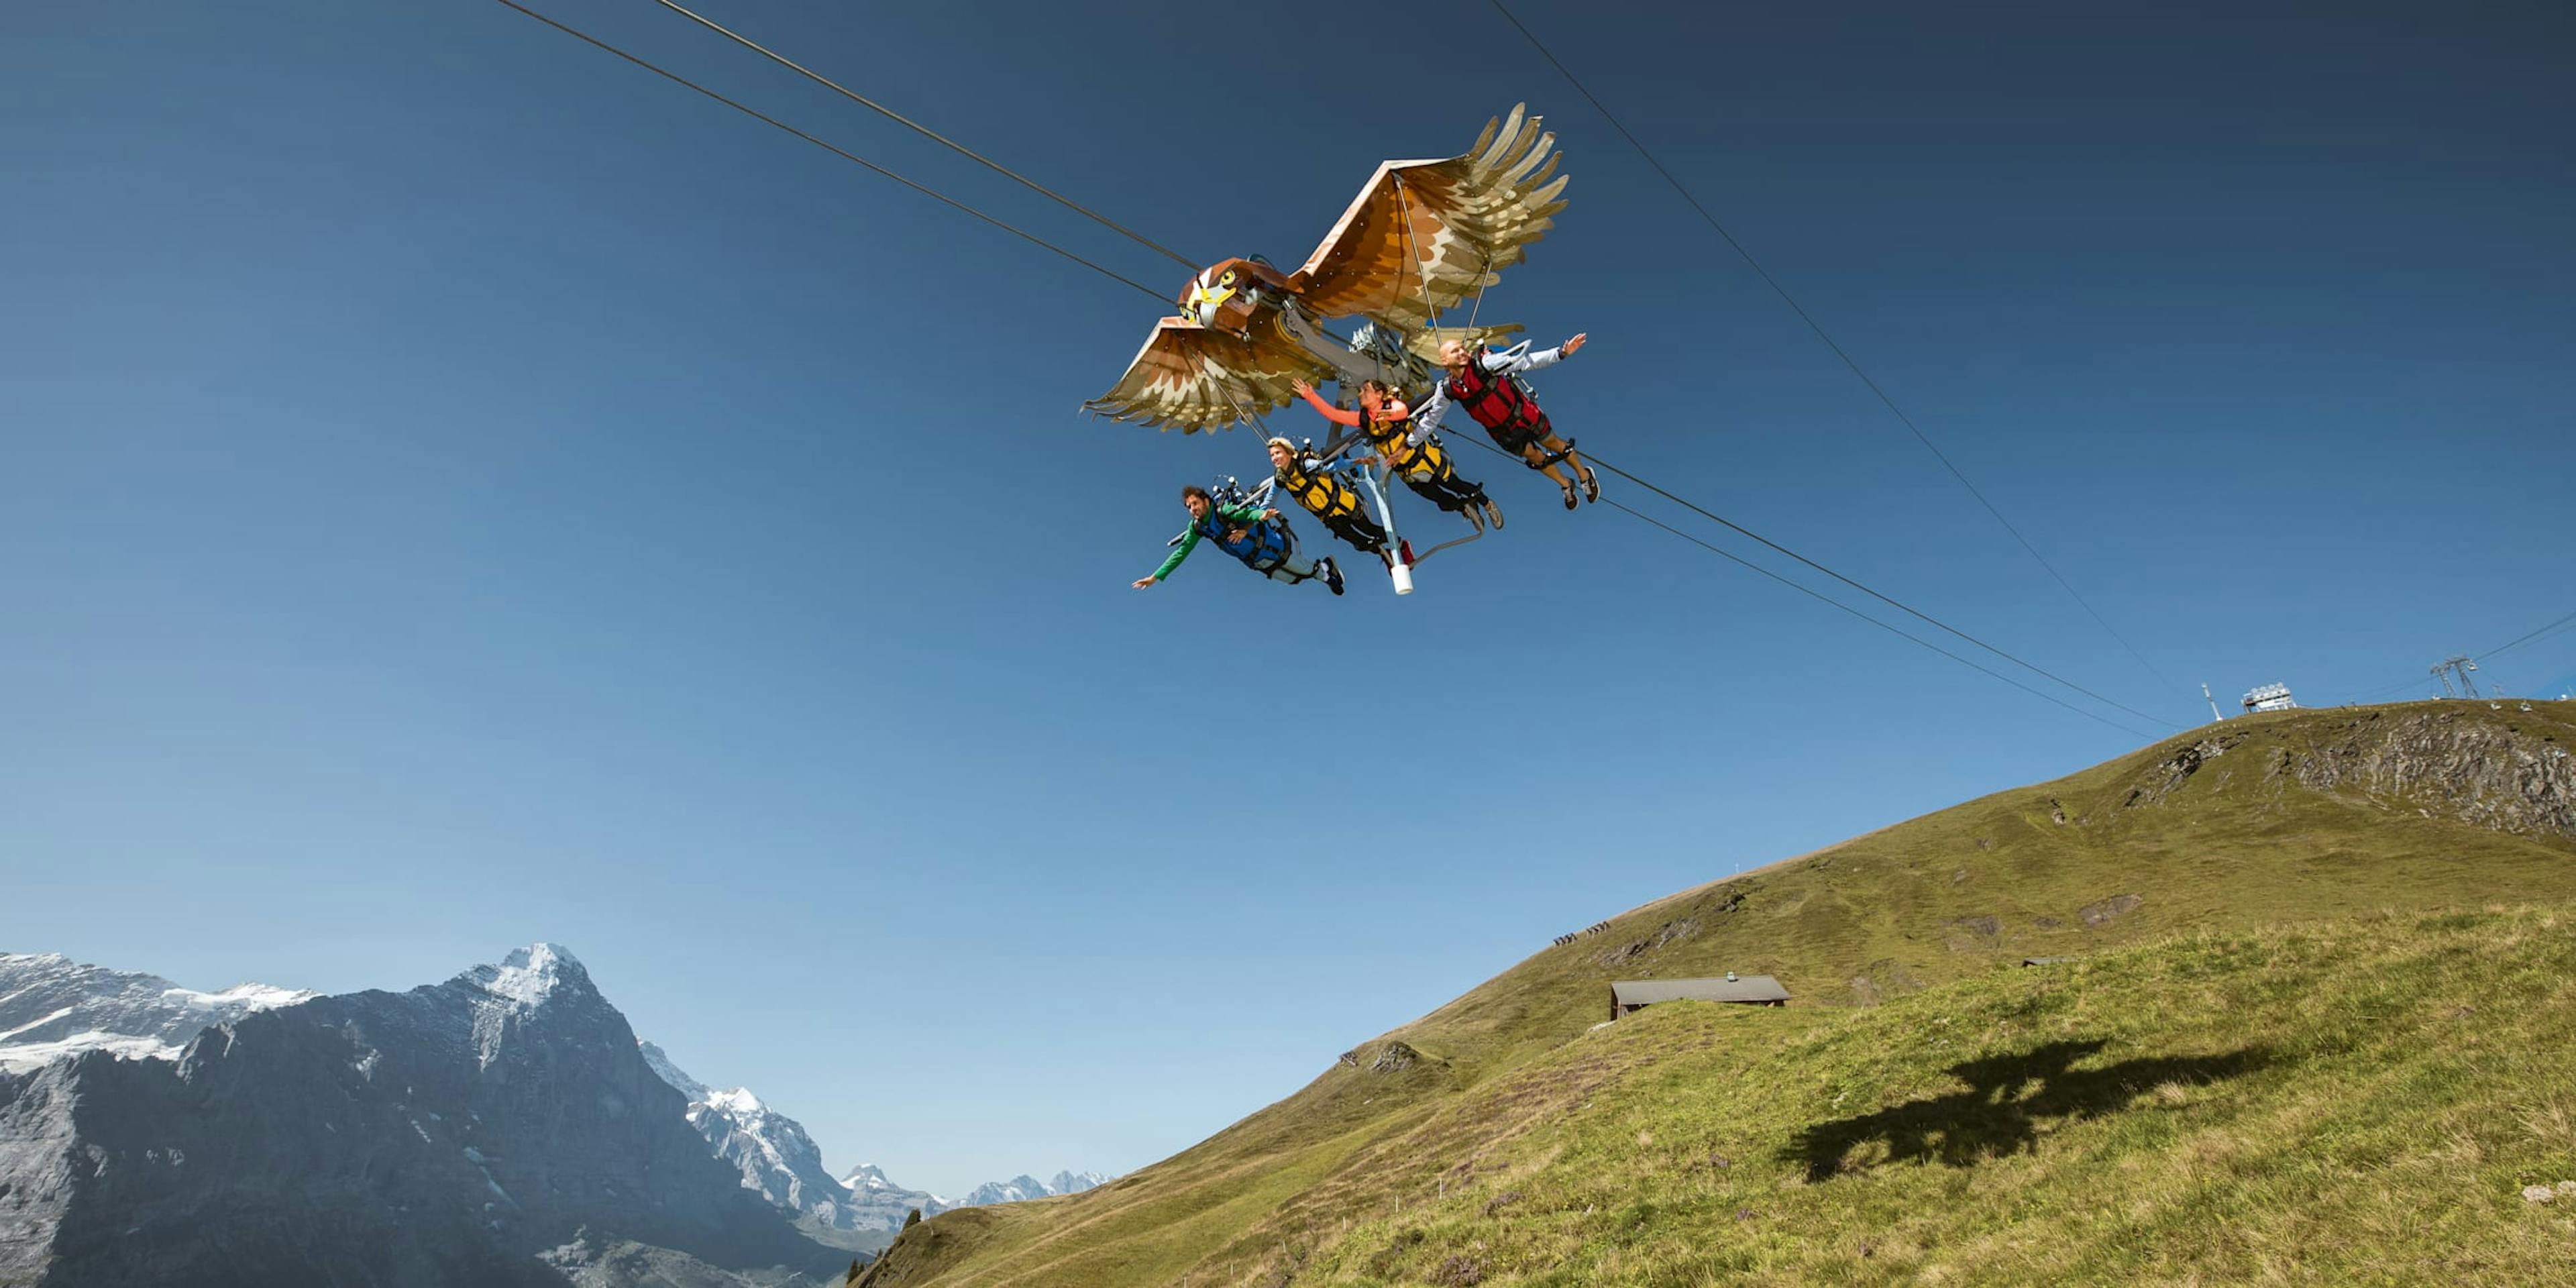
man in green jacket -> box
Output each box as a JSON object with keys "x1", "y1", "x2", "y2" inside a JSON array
[{"x1": 1133, "y1": 485, "x2": 1344, "y2": 595}]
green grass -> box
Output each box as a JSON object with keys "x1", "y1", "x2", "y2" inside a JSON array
[
  {"x1": 1283, "y1": 908, "x2": 2576, "y2": 1285},
  {"x1": 857, "y1": 702, "x2": 2576, "y2": 1287}
]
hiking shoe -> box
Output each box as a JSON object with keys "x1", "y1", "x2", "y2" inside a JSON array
[
  {"x1": 1580, "y1": 468, "x2": 1601, "y2": 503},
  {"x1": 1481, "y1": 498, "x2": 1505, "y2": 530},
  {"x1": 1321, "y1": 557, "x2": 1345, "y2": 596}
]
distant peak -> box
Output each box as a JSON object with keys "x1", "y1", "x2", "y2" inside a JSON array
[
  {"x1": 704, "y1": 1086, "x2": 765, "y2": 1115},
  {"x1": 504, "y1": 942, "x2": 582, "y2": 972},
  {"x1": 455, "y1": 943, "x2": 594, "y2": 1010}
]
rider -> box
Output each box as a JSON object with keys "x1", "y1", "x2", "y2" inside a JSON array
[
  {"x1": 1134, "y1": 485, "x2": 1344, "y2": 595},
  {"x1": 1267, "y1": 437, "x2": 1391, "y2": 561},
  {"x1": 1413, "y1": 333, "x2": 1598, "y2": 510},
  {"x1": 1289, "y1": 378, "x2": 1502, "y2": 532}
]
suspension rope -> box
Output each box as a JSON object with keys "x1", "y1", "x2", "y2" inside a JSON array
[
  {"x1": 1485, "y1": 0, "x2": 2184, "y2": 708},
  {"x1": 2339, "y1": 604, "x2": 2576, "y2": 702},
  {"x1": 649, "y1": 0, "x2": 1198, "y2": 269},
  {"x1": 499, "y1": 0, "x2": 2181, "y2": 739},
  {"x1": 486, "y1": 0, "x2": 1173, "y2": 303},
  {"x1": 1579, "y1": 447, "x2": 2178, "y2": 728},
  {"x1": 1598, "y1": 497, "x2": 2158, "y2": 739},
  {"x1": 1432, "y1": 423, "x2": 2175, "y2": 731}
]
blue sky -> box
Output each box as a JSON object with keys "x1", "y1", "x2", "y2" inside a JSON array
[{"x1": 4, "y1": 0, "x2": 2569, "y2": 1194}]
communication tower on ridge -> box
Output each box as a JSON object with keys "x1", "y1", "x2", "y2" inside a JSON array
[{"x1": 2241, "y1": 682, "x2": 2298, "y2": 714}]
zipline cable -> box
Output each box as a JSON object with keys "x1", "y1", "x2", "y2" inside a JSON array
[
  {"x1": 2484, "y1": 606, "x2": 2576, "y2": 662},
  {"x1": 1485, "y1": 0, "x2": 2184, "y2": 708},
  {"x1": 1597, "y1": 496, "x2": 2159, "y2": 739},
  {"x1": 490, "y1": 0, "x2": 2178, "y2": 740},
  {"x1": 647, "y1": 0, "x2": 1199, "y2": 270},
  {"x1": 485, "y1": 0, "x2": 1174, "y2": 304},
  {"x1": 2339, "y1": 604, "x2": 2576, "y2": 702},
  {"x1": 1428, "y1": 427, "x2": 2170, "y2": 733}
]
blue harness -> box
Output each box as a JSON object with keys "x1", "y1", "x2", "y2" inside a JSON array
[{"x1": 1197, "y1": 509, "x2": 1293, "y2": 571}]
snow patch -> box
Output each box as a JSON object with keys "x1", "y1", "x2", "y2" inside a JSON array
[
  {"x1": 472, "y1": 944, "x2": 579, "y2": 1010},
  {"x1": 460, "y1": 944, "x2": 587, "y2": 1069},
  {"x1": 167, "y1": 982, "x2": 315, "y2": 1011},
  {"x1": 0, "y1": 1032, "x2": 182, "y2": 1072},
  {"x1": 0, "y1": 1006, "x2": 76, "y2": 1043},
  {"x1": 704, "y1": 1087, "x2": 765, "y2": 1116}
]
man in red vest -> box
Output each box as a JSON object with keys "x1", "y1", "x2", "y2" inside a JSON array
[{"x1": 1413, "y1": 333, "x2": 1598, "y2": 510}]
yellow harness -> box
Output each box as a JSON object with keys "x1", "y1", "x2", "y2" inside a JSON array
[
  {"x1": 1277, "y1": 460, "x2": 1366, "y2": 524},
  {"x1": 1363, "y1": 414, "x2": 1453, "y2": 485}
]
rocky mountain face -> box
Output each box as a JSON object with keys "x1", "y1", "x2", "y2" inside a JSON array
[
  {"x1": 639, "y1": 1044, "x2": 896, "y2": 1234},
  {"x1": 631, "y1": 1043, "x2": 1110, "y2": 1234},
  {"x1": 834, "y1": 1166, "x2": 950, "y2": 1228},
  {"x1": 0, "y1": 945, "x2": 843, "y2": 1287},
  {"x1": 0, "y1": 952, "x2": 313, "y2": 1073}
]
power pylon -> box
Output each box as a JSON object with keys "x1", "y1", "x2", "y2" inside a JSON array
[{"x1": 2431, "y1": 655, "x2": 2480, "y2": 699}]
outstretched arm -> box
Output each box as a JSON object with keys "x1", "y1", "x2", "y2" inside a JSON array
[
  {"x1": 1136, "y1": 526, "x2": 1201, "y2": 588},
  {"x1": 1289, "y1": 379, "x2": 1363, "y2": 428},
  {"x1": 1413, "y1": 384, "x2": 1452, "y2": 436}
]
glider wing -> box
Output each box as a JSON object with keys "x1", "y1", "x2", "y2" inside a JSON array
[
  {"x1": 1085, "y1": 317, "x2": 1335, "y2": 433},
  {"x1": 1285, "y1": 105, "x2": 1568, "y2": 333}
]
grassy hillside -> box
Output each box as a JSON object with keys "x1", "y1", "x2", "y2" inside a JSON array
[{"x1": 857, "y1": 701, "x2": 2576, "y2": 1286}]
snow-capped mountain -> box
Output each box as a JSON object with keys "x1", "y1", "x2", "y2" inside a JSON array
[
  {"x1": 0, "y1": 951, "x2": 315, "y2": 1072},
  {"x1": 836, "y1": 1163, "x2": 951, "y2": 1227},
  {"x1": 641, "y1": 1042, "x2": 944, "y2": 1236},
  {"x1": 0, "y1": 943, "x2": 842, "y2": 1287},
  {"x1": 949, "y1": 1169, "x2": 1111, "y2": 1208}
]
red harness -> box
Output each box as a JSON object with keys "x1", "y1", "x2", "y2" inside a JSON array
[{"x1": 1444, "y1": 358, "x2": 1544, "y2": 435}]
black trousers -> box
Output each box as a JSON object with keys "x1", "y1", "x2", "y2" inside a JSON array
[
  {"x1": 1397, "y1": 464, "x2": 1489, "y2": 515},
  {"x1": 1316, "y1": 508, "x2": 1388, "y2": 555}
]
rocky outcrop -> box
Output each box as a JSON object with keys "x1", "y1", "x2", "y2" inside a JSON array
[
  {"x1": 0, "y1": 945, "x2": 841, "y2": 1288},
  {"x1": 2276, "y1": 710, "x2": 2576, "y2": 839},
  {"x1": 2080, "y1": 894, "x2": 2144, "y2": 928},
  {"x1": 2104, "y1": 708, "x2": 2576, "y2": 839}
]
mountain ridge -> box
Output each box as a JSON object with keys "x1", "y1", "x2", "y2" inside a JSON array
[
  {"x1": 0, "y1": 943, "x2": 845, "y2": 1287},
  {"x1": 854, "y1": 700, "x2": 2576, "y2": 1286},
  {"x1": 0, "y1": 952, "x2": 315, "y2": 1073}
]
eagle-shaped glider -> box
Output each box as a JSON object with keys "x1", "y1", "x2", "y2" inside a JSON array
[{"x1": 1087, "y1": 104, "x2": 1568, "y2": 433}]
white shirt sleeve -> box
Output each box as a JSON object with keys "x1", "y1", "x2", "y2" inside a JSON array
[{"x1": 1412, "y1": 383, "x2": 1452, "y2": 435}]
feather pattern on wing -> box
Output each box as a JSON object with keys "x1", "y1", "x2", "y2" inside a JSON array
[
  {"x1": 1285, "y1": 104, "x2": 1569, "y2": 332},
  {"x1": 1083, "y1": 317, "x2": 1337, "y2": 433}
]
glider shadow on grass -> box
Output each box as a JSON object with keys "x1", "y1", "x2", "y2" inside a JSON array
[{"x1": 1784, "y1": 1038, "x2": 2273, "y2": 1182}]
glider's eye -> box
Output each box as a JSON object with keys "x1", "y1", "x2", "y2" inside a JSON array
[{"x1": 1220, "y1": 269, "x2": 1237, "y2": 286}]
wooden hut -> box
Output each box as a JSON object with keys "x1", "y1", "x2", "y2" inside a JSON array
[{"x1": 1609, "y1": 975, "x2": 1788, "y2": 1021}]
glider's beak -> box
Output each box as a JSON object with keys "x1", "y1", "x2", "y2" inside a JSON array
[{"x1": 1183, "y1": 266, "x2": 1241, "y2": 328}]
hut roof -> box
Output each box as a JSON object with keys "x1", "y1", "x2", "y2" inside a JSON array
[{"x1": 1611, "y1": 976, "x2": 1789, "y2": 1007}]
